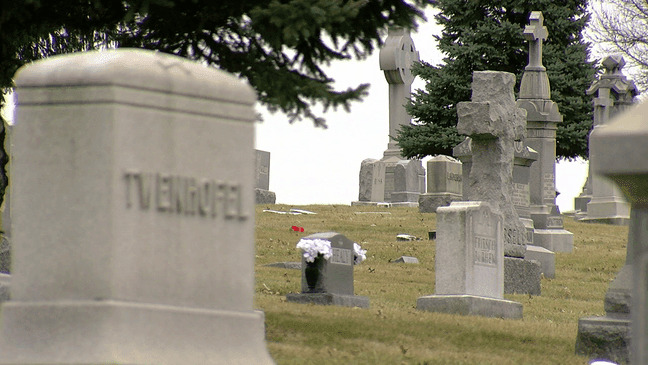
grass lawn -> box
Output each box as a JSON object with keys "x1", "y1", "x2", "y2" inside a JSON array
[{"x1": 254, "y1": 204, "x2": 628, "y2": 364}]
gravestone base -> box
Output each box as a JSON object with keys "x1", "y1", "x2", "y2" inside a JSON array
[
  {"x1": 532, "y1": 229, "x2": 574, "y2": 253},
  {"x1": 579, "y1": 216, "x2": 630, "y2": 226},
  {"x1": 391, "y1": 192, "x2": 421, "y2": 204},
  {"x1": 255, "y1": 188, "x2": 276, "y2": 205},
  {"x1": 524, "y1": 245, "x2": 555, "y2": 279},
  {"x1": 286, "y1": 293, "x2": 370, "y2": 309},
  {"x1": 574, "y1": 195, "x2": 591, "y2": 213},
  {"x1": 265, "y1": 262, "x2": 302, "y2": 270},
  {"x1": 391, "y1": 202, "x2": 419, "y2": 208},
  {"x1": 504, "y1": 257, "x2": 541, "y2": 296},
  {"x1": 418, "y1": 193, "x2": 462, "y2": 213},
  {"x1": 416, "y1": 294, "x2": 522, "y2": 319},
  {"x1": 0, "y1": 300, "x2": 275, "y2": 365},
  {"x1": 351, "y1": 201, "x2": 392, "y2": 208},
  {"x1": 575, "y1": 316, "x2": 630, "y2": 365}
]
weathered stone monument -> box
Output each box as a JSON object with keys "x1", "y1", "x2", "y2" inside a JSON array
[
  {"x1": 576, "y1": 98, "x2": 648, "y2": 365},
  {"x1": 0, "y1": 49, "x2": 275, "y2": 364},
  {"x1": 417, "y1": 71, "x2": 528, "y2": 318},
  {"x1": 255, "y1": 149, "x2": 276, "y2": 204},
  {"x1": 353, "y1": 27, "x2": 424, "y2": 207},
  {"x1": 456, "y1": 71, "x2": 541, "y2": 295},
  {"x1": 417, "y1": 201, "x2": 522, "y2": 319},
  {"x1": 516, "y1": 11, "x2": 573, "y2": 253},
  {"x1": 454, "y1": 138, "x2": 553, "y2": 281},
  {"x1": 575, "y1": 55, "x2": 638, "y2": 225},
  {"x1": 286, "y1": 232, "x2": 370, "y2": 308},
  {"x1": 418, "y1": 155, "x2": 462, "y2": 213}
]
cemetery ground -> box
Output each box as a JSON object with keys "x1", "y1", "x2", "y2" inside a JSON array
[{"x1": 254, "y1": 204, "x2": 627, "y2": 364}]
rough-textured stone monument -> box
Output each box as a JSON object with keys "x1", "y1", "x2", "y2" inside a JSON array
[
  {"x1": 576, "y1": 98, "x2": 648, "y2": 365},
  {"x1": 418, "y1": 155, "x2": 462, "y2": 213},
  {"x1": 286, "y1": 232, "x2": 370, "y2": 308},
  {"x1": 354, "y1": 27, "x2": 424, "y2": 207},
  {"x1": 454, "y1": 137, "x2": 552, "y2": 282},
  {"x1": 417, "y1": 201, "x2": 522, "y2": 319},
  {"x1": 255, "y1": 149, "x2": 276, "y2": 204},
  {"x1": 575, "y1": 55, "x2": 638, "y2": 225},
  {"x1": 516, "y1": 11, "x2": 573, "y2": 253},
  {"x1": 454, "y1": 71, "x2": 541, "y2": 295},
  {"x1": 0, "y1": 49, "x2": 275, "y2": 364},
  {"x1": 456, "y1": 71, "x2": 528, "y2": 259}
]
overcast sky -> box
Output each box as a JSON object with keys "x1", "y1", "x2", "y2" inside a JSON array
[{"x1": 1, "y1": 8, "x2": 589, "y2": 211}]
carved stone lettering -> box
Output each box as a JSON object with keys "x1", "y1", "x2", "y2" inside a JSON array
[
  {"x1": 474, "y1": 235, "x2": 497, "y2": 267},
  {"x1": 330, "y1": 248, "x2": 353, "y2": 266},
  {"x1": 125, "y1": 171, "x2": 248, "y2": 220}
]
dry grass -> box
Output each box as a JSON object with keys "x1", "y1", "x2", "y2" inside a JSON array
[{"x1": 254, "y1": 204, "x2": 628, "y2": 364}]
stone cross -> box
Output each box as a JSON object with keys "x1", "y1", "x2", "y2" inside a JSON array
[
  {"x1": 456, "y1": 71, "x2": 528, "y2": 258},
  {"x1": 523, "y1": 11, "x2": 548, "y2": 70},
  {"x1": 379, "y1": 27, "x2": 420, "y2": 158}
]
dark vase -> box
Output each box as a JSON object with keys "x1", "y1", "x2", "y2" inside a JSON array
[{"x1": 304, "y1": 255, "x2": 324, "y2": 293}]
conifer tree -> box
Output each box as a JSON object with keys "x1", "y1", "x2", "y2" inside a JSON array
[{"x1": 397, "y1": 1, "x2": 597, "y2": 160}]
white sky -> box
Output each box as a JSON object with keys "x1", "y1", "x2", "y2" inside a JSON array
[{"x1": 0, "y1": 8, "x2": 589, "y2": 212}]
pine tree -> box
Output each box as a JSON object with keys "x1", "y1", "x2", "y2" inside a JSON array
[{"x1": 397, "y1": 1, "x2": 597, "y2": 160}]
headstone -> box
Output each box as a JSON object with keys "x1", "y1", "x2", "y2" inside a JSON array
[
  {"x1": 353, "y1": 27, "x2": 424, "y2": 206},
  {"x1": 576, "y1": 97, "x2": 648, "y2": 365},
  {"x1": 576, "y1": 55, "x2": 638, "y2": 225},
  {"x1": 454, "y1": 136, "x2": 548, "y2": 292},
  {"x1": 0, "y1": 49, "x2": 275, "y2": 364},
  {"x1": 286, "y1": 232, "x2": 370, "y2": 308},
  {"x1": 357, "y1": 158, "x2": 386, "y2": 203},
  {"x1": 255, "y1": 149, "x2": 276, "y2": 204},
  {"x1": 417, "y1": 201, "x2": 522, "y2": 319},
  {"x1": 418, "y1": 155, "x2": 462, "y2": 213},
  {"x1": 455, "y1": 71, "x2": 543, "y2": 295},
  {"x1": 456, "y1": 71, "x2": 528, "y2": 258},
  {"x1": 391, "y1": 256, "x2": 419, "y2": 264},
  {"x1": 516, "y1": 11, "x2": 574, "y2": 253},
  {"x1": 391, "y1": 159, "x2": 425, "y2": 205}
]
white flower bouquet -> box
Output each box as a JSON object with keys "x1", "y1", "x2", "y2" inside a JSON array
[{"x1": 296, "y1": 238, "x2": 367, "y2": 265}]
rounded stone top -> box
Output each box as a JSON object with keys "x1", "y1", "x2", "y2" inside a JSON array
[
  {"x1": 14, "y1": 48, "x2": 256, "y2": 106},
  {"x1": 379, "y1": 28, "x2": 419, "y2": 85}
]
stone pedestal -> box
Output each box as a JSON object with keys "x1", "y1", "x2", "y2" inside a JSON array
[
  {"x1": 576, "y1": 264, "x2": 632, "y2": 364},
  {"x1": 419, "y1": 155, "x2": 462, "y2": 213},
  {"x1": 0, "y1": 49, "x2": 275, "y2": 365},
  {"x1": 417, "y1": 201, "x2": 523, "y2": 319},
  {"x1": 286, "y1": 232, "x2": 370, "y2": 309}
]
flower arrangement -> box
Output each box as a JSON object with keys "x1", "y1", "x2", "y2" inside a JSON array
[{"x1": 296, "y1": 238, "x2": 367, "y2": 265}]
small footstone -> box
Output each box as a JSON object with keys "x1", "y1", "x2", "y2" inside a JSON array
[{"x1": 391, "y1": 256, "x2": 419, "y2": 264}]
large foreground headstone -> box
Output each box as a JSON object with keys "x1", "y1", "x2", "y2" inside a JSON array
[
  {"x1": 286, "y1": 232, "x2": 370, "y2": 308},
  {"x1": 516, "y1": 11, "x2": 573, "y2": 253},
  {"x1": 0, "y1": 49, "x2": 275, "y2": 365},
  {"x1": 576, "y1": 97, "x2": 648, "y2": 365},
  {"x1": 417, "y1": 201, "x2": 522, "y2": 319}
]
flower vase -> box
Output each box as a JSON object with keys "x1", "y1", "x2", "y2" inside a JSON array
[{"x1": 304, "y1": 255, "x2": 324, "y2": 293}]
